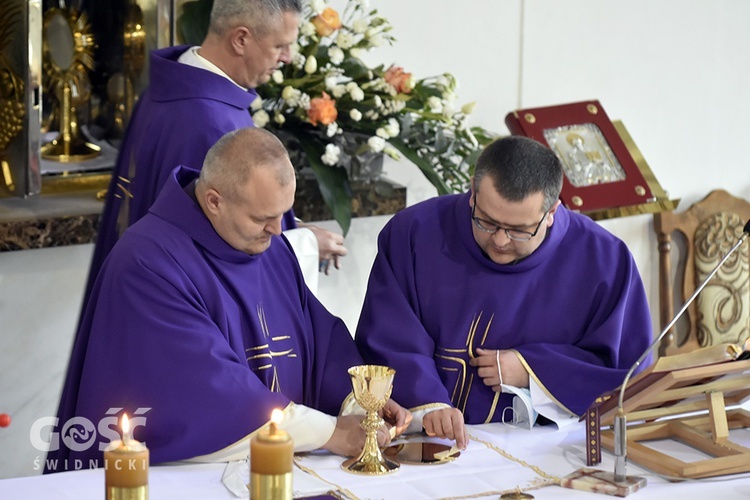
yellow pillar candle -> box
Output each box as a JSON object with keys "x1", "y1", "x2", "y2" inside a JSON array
[
  {"x1": 104, "y1": 414, "x2": 149, "y2": 500},
  {"x1": 250, "y1": 409, "x2": 293, "y2": 500}
]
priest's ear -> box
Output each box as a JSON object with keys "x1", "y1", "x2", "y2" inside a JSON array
[
  {"x1": 546, "y1": 199, "x2": 562, "y2": 227},
  {"x1": 229, "y1": 25, "x2": 252, "y2": 56},
  {"x1": 199, "y1": 186, "x2": 224, "y2": 217}
]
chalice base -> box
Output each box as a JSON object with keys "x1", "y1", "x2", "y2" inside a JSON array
[{"x1": 341, "y1": 453, "x2": 399, "y2": 475}]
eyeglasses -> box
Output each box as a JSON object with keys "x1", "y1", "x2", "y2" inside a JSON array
[{"x1": 471, "y1": 192, "x2": 549, "y2": 241}]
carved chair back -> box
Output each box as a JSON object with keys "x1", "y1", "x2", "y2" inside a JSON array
[{"x1": 654, "y1": 189, "x2": 750, "y2": 356}]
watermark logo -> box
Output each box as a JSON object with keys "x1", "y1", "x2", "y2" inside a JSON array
[{"x1": 30, "y1": 407, "x2": 151, "y2": 453}]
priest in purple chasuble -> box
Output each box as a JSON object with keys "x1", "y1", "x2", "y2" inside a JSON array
[
  {"x1": 356, "y1": 136, "x2": 653, "y2": 444},
  {"x1": 85, "y1": 0, "x2": 347, "y2": 317},
  {"x1": 45, "y1": 128, "x2": 410, "y2": 472}
]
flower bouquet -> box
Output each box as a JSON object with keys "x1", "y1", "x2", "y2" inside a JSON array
[{"x1": 179, "y1": 0, "x2": 497, "y2": 234}]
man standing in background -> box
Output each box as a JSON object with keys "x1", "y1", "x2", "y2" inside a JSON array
[{"x1": 85, "y1": 0, "x2": 346, "y2": 310}]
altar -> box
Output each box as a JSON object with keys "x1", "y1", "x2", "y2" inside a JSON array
[{"x1": 2, "y1": 415, "x2": 749, "y2": 499}]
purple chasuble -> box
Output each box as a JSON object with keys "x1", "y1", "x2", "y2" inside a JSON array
[
  {"x1": 46, "y1": 167, "x2": 359, "y2": 472},
  {"x1": 85, "y1": 46, "x2": 297, "y2": 316},
  {"x1": 355, "y1": 192, "x2": 652, "y2": 423}
]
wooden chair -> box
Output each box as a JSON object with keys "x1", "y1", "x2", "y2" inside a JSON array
[{"x1": 654, "y1": 189, "x2": 750, "y2": 356}]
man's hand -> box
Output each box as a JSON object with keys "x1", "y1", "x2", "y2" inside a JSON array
[
  {"x1": 322, "y1": 415, "x2": 393, "y2": 457},
  {"x1": 299, "y1": 224, "x2": 348, "y2": 274},
  {"x1": 471, "y1": 348, "x2": 529, "y2": 390},
  {"x1": 380, "y1": 398, "x2": 413, "y2": 439},
  {"x1": 422, "y1": 408, "x2": 468, "y2": 450}
]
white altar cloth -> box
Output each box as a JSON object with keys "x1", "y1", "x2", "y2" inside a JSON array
[{"x1": 2, "y1": 419, "x2": 749, "y2": 499}]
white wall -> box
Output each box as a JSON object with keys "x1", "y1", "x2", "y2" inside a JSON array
[{"x1": 2, "y1": 0, "x2": 750, "y2": 479}]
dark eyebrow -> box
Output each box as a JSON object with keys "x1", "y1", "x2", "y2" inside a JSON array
[{"x1": 475, "y1": 205, "x2": 534, "y2": 230}]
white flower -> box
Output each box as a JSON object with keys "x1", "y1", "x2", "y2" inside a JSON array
[
  {"x1": 350, "y1": 88, "x2": 365, "y2": 101},
  {"x1": 292, "y1": 52, "x2": 306, "y2": 69},
  {"x1": 325, "y1": 77, "x2": 338, "y2": 91},
  {"x1": 349, "y1": 109, "x2": 362, "y2": 121},
  {"x1": 304, "y1": 55, "x2": 318, "y2": 74},
  {"x1": 368, "y1": 34, "x2": 385, "y2": 47},
  {"x1": 442, "y1": 102, "x2": 455, "y2": 119},
  {"x1": 367, "y1": 136, "x2": 386, "y2": 153},
  {"x1": 281, "y1": 86, "x2": 302, "y2": 107},
  {"x1": 250, "y1": 97, "x2": 263, "y2": 111},
  {"x1": 352, "y1": 19, "x2": 368, "y2": 34},
  {"x1": 272, "y1": 70, "x2": 284, "y2": 84},
  {"x1": 461, "y1": 101, "x2": 477, "y2": 115},
  {"x1": 349, "y1": 48, "x2": 363, "y2": 59},
  {"x1": 274, "y1": 112, "x2": 286, "y2": 125},
  {"x1": 376, "y1": 127, "x2": 389, "y2": 139},
  {"x1": 298, "y1": 93, "x2": 311, "y2": 110},
  {"x1": 321, "y1": 143, "x2": 341, "y2": 166},
  {"x1": 427, "y1": 96, "x2": 443, "y2": 114},
  {"x1": 331, "y1": 84, "x2": 347, "y2": 99},
  {"x1": 385, "y1": 118, "x2": 400, "y2": 137},
  {"x1": 329, "y1": 46, "x2": 345, "y2": 65},
  {"x1": 373, "y1": 95, "x2": 382, "y2": 108},
  {"x1": 348, "y1": 86, "x2": 365, "y2": 102},
  {"x1": 310, "y1": 0, "x2": 326, "y2": 14},
  {"x1": 300, "y1": 21, "x2": 316, "y2": 37},
  {"x1": 252, "y1": 110, "x2": 269, "y2": 128},
  {"x1": 384, "y1": 100, "x2": 406, "y2": 114},
  {"x1": 336, "y1": 32, "x2": 356, "y2": 50},
  {"x1": 281, "y1": 86, "x2": 297, "y2": 101},
  {"x1": 326, "y1": 123, "x2": 339, "y2": 137}
]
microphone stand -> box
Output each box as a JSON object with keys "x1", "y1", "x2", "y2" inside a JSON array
[
  {"x1": 562, "y1": 219, "x2": 750, "y2": 496},
  {"x1": 614, "y1": 224, "x2": 749, "y2": 481}
]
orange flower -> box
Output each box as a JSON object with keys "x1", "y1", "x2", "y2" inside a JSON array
[
  {"x1": 311, "y1": 8, "x2": 342, "y2": 37},
  {"x1": 384, "y1": 65, "x2": 414, "y2": 94},
  {"x1": 307, "y1": 92, "x2": 338, "y2": 126}
]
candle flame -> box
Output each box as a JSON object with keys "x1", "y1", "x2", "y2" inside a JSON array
[
  {"x1": 121, "y1": 413, "x2": 132, "y2": 446},
  {"x1": 271, "y1": 409, "x2": 284, "y2": 425}
]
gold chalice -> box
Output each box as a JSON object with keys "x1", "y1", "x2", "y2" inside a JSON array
[{"x1": 341, "y1": 365, "x2": 400, "y2": 475}]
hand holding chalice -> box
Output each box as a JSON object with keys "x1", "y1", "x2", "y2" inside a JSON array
[{"x1": 341, "y1": 365, "x2": 400, "y2": 475}]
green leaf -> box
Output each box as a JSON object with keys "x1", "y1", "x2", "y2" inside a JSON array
[
  {"x1": 389, "y1": 138, "x2": 450, "y2": 195},
  {"x1": 298, "y1": 137, "x2": 353, "y2": 235}
]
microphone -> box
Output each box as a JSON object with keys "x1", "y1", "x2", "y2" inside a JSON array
[{"x1": 613, "y1": 217, "x2": 750, "y2": 482}]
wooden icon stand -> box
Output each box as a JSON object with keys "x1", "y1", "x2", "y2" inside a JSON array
[{"x1": 584, "y1": 344, "x2": 750, "y2": 480}]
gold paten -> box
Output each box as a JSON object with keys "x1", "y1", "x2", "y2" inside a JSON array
[
  {"x1": 500, "y1": 487, "x2": 534, "y2": 499},
  {"x1": 341, "y1": 365, "x2": 400, "y2": 475},
  {"x1": 383, "y1": 441, "x2": 459, "y2": 465},
  {"x1": 40, "y1": 7, "x2": 100, "y2": 162}
]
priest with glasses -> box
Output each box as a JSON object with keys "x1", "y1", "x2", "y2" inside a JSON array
[{"x1": 355, "y1": 136, "x2": 653, "y2": 449}]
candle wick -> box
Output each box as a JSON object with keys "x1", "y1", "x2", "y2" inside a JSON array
[{"x1": 270, "y1": 421, "x2": 277, "y2": 436}]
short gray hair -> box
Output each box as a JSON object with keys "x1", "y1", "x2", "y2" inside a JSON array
[
  {"x1": 200, "y1": 127, "x2": 294, "y2": 200},
  {"x1": 474, "y1": 136, "x2": 563, "y2": 212},
  {"x1": 209, "y1": 0, "x2": 302, "y2": 37}
]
